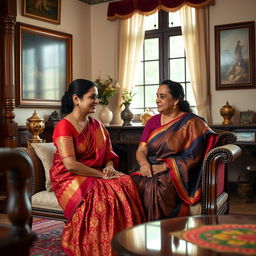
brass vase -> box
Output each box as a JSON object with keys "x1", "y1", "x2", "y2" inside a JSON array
[
  {"x1": 220, "y1": 101, "x2": 235, "y2": 125},
  {"x1": 26, "y1": 110, "x2": 45, "y2": 145}
]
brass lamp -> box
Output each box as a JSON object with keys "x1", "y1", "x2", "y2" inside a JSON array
[
  {"x1": 26, "y1": 110, "x2": 45, "y2": 145},
  {"x1": 220, "y1": 101, "x2": 235, "y2": 125}
]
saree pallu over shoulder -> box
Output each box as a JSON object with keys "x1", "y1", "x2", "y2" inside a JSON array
[
  {"x1": 132, "y1": 113, "x2": 218, "y2": 220},
  {"x1": 148, "y1": 113, "x2": 217, "y2": 205},
  {"x1": 50, "y1": 117, "x2": 119, "y2": 222}
]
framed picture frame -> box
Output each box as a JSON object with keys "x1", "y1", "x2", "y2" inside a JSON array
[
  {"x1": 22, "y1": 0, "x2": 61, "y2": 24},
  {"x1": 215, "y1": 21, "x2": 255, "y2": 90},
  {"x1": 15, "y1": 22, "x2": 73, "y2": 107},
  {"x1": 239, "y1": 110, "x2": 256, "y2": 125}
]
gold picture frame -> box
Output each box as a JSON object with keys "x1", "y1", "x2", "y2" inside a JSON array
[
  {"x1": 15, "y1": 23, "x2": 73, "y2": 107},
  {"x1": 215, "y1": 21, "x2": 255, "y2": 90},
  {"x1": 239, "y1": 110, "x2": 256, "y2": 125},
  {"x1": 22, "y1": 0, "x2": 61, "y2": 24}
]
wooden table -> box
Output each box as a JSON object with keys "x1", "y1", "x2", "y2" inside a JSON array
[{"x1": 112, "y1": 214, "x2": 256, "y2": 256}]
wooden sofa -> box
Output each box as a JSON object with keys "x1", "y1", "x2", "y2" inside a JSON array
[{"x1": 16, "y1": 131, "x2": 241, "y2": 221}]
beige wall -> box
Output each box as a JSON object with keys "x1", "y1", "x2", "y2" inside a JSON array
[
  {"x1": 15, "y1": 0, "x2": 92, "y2": 125},
  {"x1": 15, "y1": 0, "x2": 256, "y2": 126},
  {"x1": 90, "y1": 3, "x2": 118, "y2": 121},
  {"x1": 210, "y1": 0, "x2": 256, "y2": 124}
]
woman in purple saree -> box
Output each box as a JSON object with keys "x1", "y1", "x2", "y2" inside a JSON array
[{"x1": 131, "y1": 80, "x2": 218, "y2": 221}]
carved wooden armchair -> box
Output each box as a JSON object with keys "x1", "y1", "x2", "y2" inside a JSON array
[
  {"x1": 190, "y1": 131, "x2": 241, "y2": 215},
  {"x1": 0, "y1": 148, "x2": 36, "y2": 256},
  {"x1": 201, "y1": 143, "x2": 241, "y2": 215}
]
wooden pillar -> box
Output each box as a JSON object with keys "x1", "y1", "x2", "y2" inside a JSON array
[{"x1": 0, "y1": 0, "x2": 18, "y2": 147}]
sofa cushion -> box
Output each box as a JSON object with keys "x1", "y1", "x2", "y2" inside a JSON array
[
  {"x1": 32, "y1": 190, "x2": 63, "y2": 212},
  {"x1": 30, "y1": 143, "x2": 56, "y2": 191}
]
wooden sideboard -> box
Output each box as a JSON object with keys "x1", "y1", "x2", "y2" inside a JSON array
[
  {"x1": 17, "y1": 123, "x2": 256, "y2": 172},
  {"x1": 210, "y1": 124, "x2": 256, "y2": 146},
  {"x1": 106, "y1": 123, "x2": 256, "y2": 145}
]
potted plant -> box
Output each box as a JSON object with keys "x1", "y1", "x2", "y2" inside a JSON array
[
  {"x1": 120, "y1": 88, "x2": 135, "y2": 126},
  {"x1": 95, "y1": 76, "x2": 118, "y2": 106},
  {"x1": 95, "y1": 76, "x2": 119, "y2": 125},
  {"x1": 120, "y1": 88, "x2": 136, "y2": 107}
]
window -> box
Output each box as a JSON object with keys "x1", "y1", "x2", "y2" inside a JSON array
[{"x1": 132, "y1": 11, "x2": 196, "y2": 115}]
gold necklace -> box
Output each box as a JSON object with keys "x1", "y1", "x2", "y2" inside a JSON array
[
  {"x1": 162, "y1": 112, "x2": 183, "y2": 131},
  {"x1": 70, "y1": 114, "x2": 89, "y2": 140},
  {"x1": 161, "y1": 112, "x2": 182, "y2": 125}
]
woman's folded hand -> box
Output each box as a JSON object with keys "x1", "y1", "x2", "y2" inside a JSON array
[
  {"x1": 102, "y1": 166, "x2": 124, "y2": 179},
  {"x1": 139, "y1": 161, "x2": 152, "y2": 177}
]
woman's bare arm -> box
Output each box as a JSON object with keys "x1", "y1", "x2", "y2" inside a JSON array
[
  {"x1": 63, "y1": 157, "x2": 104, "y2": 177},
  {"x1": 136, "y1": 143, "x2": 152, "y2": 177}
]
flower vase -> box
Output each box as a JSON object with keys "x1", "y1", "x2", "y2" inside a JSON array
[
  {"x1": 121, "y1": 102, "x2": 134, "y2": 126},
  {"x1": 99, "y1": 105, "x2": 113, "y2": 126}
]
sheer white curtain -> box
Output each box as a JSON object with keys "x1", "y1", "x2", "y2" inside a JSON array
[
  {"x1": 181, "y1": 6, "x2": 212, "y2": 123},
  {"x1": 112, "y1": 13, "x2": 145, "y2": 124}
]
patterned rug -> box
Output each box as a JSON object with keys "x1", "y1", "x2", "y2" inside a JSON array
[
  {"x1": 30, "y1": 218, "x2": 66, "y2": 256},
  {"x1": 181, "y1": 224, "x2": 256, "y2": 255}
]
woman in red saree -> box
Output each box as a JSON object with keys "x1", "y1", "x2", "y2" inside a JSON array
[
  {"x1": 50, "y1": 79, "x2": 145, "y2": 256},
  {"x1": 132, "y1": 80, "x2": 218, "y2": 221}
]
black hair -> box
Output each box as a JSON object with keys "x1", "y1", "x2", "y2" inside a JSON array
[
  {"x1": 61, "y1": 79, "x2": 96, "y2": 115},
  {"x1": 161, "y1": 80, "x2": 192, "y2": 113}
]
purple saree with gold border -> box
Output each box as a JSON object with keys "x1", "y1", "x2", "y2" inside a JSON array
[{"x1": 132, "y1": 112, "x2": 218, "y2": 221}]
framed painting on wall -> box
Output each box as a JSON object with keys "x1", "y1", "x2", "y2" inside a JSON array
[
  {"x1": 215, "y1": 21, "x2": 255, "y2": 90},
  {"x1": 15, "y1": 23, "x2": 73, "y2": 107},
  {"x1": 22, "y1": 0, "x2": 61, "y2": 24}
]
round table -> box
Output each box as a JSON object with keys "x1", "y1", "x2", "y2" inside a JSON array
[{"x1": 112, "y1": 214, "x2": 256, "y2": 256}]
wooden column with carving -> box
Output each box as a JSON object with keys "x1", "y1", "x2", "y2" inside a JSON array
[{"x1": 0, "y1": 0, "x2": 18, "y2": 147}]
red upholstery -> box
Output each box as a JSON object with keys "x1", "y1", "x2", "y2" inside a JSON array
[{"x1": 217, "y1": 162, "x2": 225, "y2": 197}]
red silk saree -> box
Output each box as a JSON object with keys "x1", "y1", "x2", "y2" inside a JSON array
[
  {"x1": 132, "y1": 112, "x2": 218, "y2": 221},
  {"x1": 50, "y1": 117, "x2": 145, "y2": 256}
]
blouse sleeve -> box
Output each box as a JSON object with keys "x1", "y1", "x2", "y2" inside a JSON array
[
  {"x1": 52, "y1": 119, "x2": 74, "y2": 141},
  {"x1": 52, "y1": 119, "x2": 76, "y2": 159},
  {"x1": 140, "y1": 115, "x2": 160, "y2": 143}
]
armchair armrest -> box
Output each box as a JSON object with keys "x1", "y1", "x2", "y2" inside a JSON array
[
  {"x1": 201, "y1": 144, "x2": 242, "y2": 215},
  {"x1": 214, "y1": 131, "x2": 237, "y2": 147},
  {"x1": 0, "y1": 149, "x2": 33, "y2": 228},
  {"x1": 0, "y1": 148, "x2": 36, "y2": 254},
  {"x1": 16, "y1": 147, "x2": 45, "y2": 196}
]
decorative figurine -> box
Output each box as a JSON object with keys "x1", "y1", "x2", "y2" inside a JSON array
[
  {"x1": 220, "y1": 101, "x2": 235, "y2": 125},
  {"x1": 26, "y1": 110, "x2": 45, "y2": 145},
  {"x1": 140, "y1": 109, "x2": 154, "y2": 125}
]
